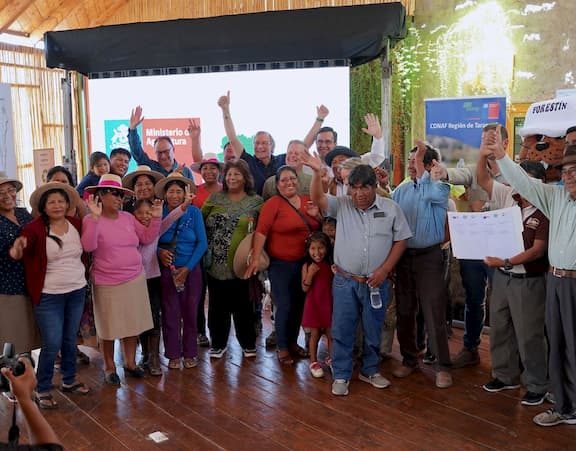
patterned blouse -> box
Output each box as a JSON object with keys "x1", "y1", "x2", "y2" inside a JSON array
[
  {"x1": 202, "y1": 191, "x2": 262, "y2": 280},
  {"x1": 0, "y1": 207, "x2": 33, "y2": 295}
]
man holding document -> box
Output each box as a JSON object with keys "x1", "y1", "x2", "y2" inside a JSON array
[
  {"x1": 492, "y1": 125, "x2": 576, "y2": 427},
  {"x1": 476, "y1": 130, "x2": 550, "y2": 408}
]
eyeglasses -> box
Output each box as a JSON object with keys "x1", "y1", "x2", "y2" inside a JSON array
[
  {"x1": 100, "y1": 188, "x2": 125, "y2": 198},
  {"x1": 254, "y1": 141, "x2": 271, "y2": 146},
  {"x1": 561, "y1": 167, "x2": 576, "y2": 178},
  {"x1": 278, "y1": 176, "x2": 298, "y2": 184},
  {"x1": 0, "y1": 187, "x2": 17, "y2": 198},
  {"x1": 316, "y1": 139, "x2": 334, "y2": 145}
]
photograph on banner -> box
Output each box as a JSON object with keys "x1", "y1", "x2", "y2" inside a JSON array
[
  {"x1": 33, "y1": 148, "x2": 55, "y2": 187},
  {"x1": 425, "y1": 96, "x2": 506, "y2": 167}
]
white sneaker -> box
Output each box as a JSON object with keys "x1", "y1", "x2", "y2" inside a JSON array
[
  {"x1": 209, "y1": 347, "x2": 227, "y2": 359},
  {"x1": 309, "y1": 362, "x2": 324, "y2": 378},
  {"x1": 359, "y1": 372, "x2": 391, "y2": 389},
  {"x1": 331, "y1": 379, "x2": 349, "y2": 396}
]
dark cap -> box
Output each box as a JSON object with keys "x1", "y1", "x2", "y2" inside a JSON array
[{"x1": 325, "y1": 146, "x2": 359, "y2": 167}]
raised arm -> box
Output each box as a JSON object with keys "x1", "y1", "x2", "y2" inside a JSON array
[
  {"x1": 134, "y1": 199, "x2": 162, "y2": 245},
  {"x1": 127, "y1": 106, "x2": 155, "y2": 166},
  {"x1": 81, "y1": 195, "x2": 102, "y2": 252},
  {"x1": 303, "y1": 105, "x2": 329, "y2": 149},
  {"x1": 361, "y1": 113, "x2": 385, "y2": 167},
  {"x1": 476, "y1": 139, "x2": 495, "y2": 198},
  {"x1": 188, "y1": 118, "x2": 203, "y2": 163},
  {"x1": 422, "y1": 162, "x2": 451, "y2": 204},
  {"x1": 414, "y1": 140, "x2": 427, "y2": 179},
  {"x1": 301, "y1": 150, "x2": 328, "y2": 213},
  {"x1": 217, "y1": 91, "x2": 244, "y2": 158}
]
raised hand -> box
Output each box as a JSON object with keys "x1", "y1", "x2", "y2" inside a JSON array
[
  {"x1": 187, "y1": 118, "x2": 201, "y2": 139},
  {"x1": 374, "y1": 166, "x2": 390, "y2": 188},
  {"x1": 301, "y1": 150, "x2": 323, "y2": 173},
  {"x1": 491, "y1": 124, "x2": 506, "y2": 160},
  {"x1": 151, "y1": 199, "x2": 164, "y2": 218},
  {"x1": 317, "y1": 104, "x2": 329, "y2": 120},
  {"x1": 361, "y1": 113, "x2": 383, "y2": 139},
  {"x1": 129, "y1": 106, "x2": 144, "y2": 130},
  {"x1": 9, "y1": 236, "x2": 27, "y2": 260},
  {"x1": 430, "y1": 160, "x2": 445, "y2": 181},
  {"x1": 85, "y1": 194, "x2": 102, "y2": 219},
  {"x1": 414, "y1": 139, "x2": 427, "y2": 160},
  {"x1": 182, "y1": 184, "x2": 196, "y2": 209},
  {"x1": 217, "y1": 91, "x2": 231, "y2": 111},
  {"x1": 305, "y1": 200, "x2": 320, "y2": 219}
]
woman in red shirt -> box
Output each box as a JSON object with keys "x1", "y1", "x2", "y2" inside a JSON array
[{"x1": 247, "y1": 166, "x2": 321, "y2": 365}]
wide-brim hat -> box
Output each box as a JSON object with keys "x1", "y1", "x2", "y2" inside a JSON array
[
  {"x1": 154, "y1": 171, "x2": 196, "y2": 198},
  {"x1": 85, "y1": 174, "x2": 135, "y2": 196},
  {"x1": 325, "y1": 146, "x2": 359, "y2": 167},
  {"x1": 29, "y1": 182, "x2": 81, "y2": 213},
  {"x1": 191, "y1": 153, "x2": 224, "y2": 173},
  {"x1": 233, "y1": 232, "x2": 270, "y2": 279},
  {"x1": 123, "y1": 165, "x2": 165, "y2": 189},
  {"x1": 0, "y1": 172, "x2": 23, "y2": 192}
]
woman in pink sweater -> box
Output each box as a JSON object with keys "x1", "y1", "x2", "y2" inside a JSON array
[{"x1": 81, "y1": 174, "x2": 162, "y2": 385}]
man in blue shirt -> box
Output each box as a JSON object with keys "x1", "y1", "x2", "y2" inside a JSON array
[
  {"x1": 127, "y1": 106, "x2": 195, "y2": 179},
  {"x1": 392, "y1": 142, "x2": 452, "y2": 388}
]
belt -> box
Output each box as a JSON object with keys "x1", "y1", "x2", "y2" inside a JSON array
[
  {"x1": 549, "y1": 266, "x2": 576, "y2": 279},
  {"x1": 405, "y1": 244, "x2": 440, "y2": 256},
  {"x1": 497, "y1": 268, "x2": 544, "y2": 279},
  {"x1": 334, "y1": 266, "x2": 368, "y2": 284}
]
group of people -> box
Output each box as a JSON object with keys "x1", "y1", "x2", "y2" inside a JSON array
[{"x1": 1, "y1": 92, "x2": 575, "y2": 430}]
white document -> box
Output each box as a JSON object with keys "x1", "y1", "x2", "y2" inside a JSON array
[{"x1": 448, "y1": 206, "x2": 525, "y2": 260}]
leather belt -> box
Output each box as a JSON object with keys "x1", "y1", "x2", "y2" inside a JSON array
[
  {"x1": 497, "y1": 268, "x2": 544, "y2": 279},
  {"x1": 405, "y1": 244, "x2": 440, "y2": 256},
  {"x1": 334, "y1": 266, "x2": 368, "y2": 284},
  {"x1": 549, "y1": 266, "x2": 576, "y2": 279}
]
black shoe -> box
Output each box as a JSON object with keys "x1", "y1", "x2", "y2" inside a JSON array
[
  {"x1": 104, "y1": 372, "x2": 121, "y2": 386},
  {"x1": 123, "y1": 366, "x2": 145, "y2": 378},
  {"x1": 197, "y1": 334, "x2": 210, "y2": 348},
  {"x1": 423, "y1": 349, "x2": 437, "y2": 365},
  {"x1": 483, "y1": 378, "x2": 520, "y2": 393},
  {"x1": 522, "y1": 391, "x2": 548, "y2": 406},
  {"x1": 265, "y1": 331, "x2": 277, "y2": 347}
]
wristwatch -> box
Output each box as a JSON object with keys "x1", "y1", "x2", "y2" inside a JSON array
[{"x1": 503, "y1": 258, "x2": 513, "y2": 270}]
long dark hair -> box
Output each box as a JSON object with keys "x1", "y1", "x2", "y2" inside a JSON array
[
  {"x1": 304, "y1": 231, "x2": 333, "y2": 265},
  {"x1": 38, "y1": 188, "x2": 70, "y2": 249},
  {"x1": 46, "y1": 166, "x2": 74, "y2": 185},
  {"x1": 222, "y1": 160, "x2": 255, "y2": 195}
]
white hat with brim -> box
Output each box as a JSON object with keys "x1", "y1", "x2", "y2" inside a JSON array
[
  {"x1": 29, "y1": 182, "x2": 81, "y2": 213},
  {"x1": 85, "y1": 174, "x2": 135, "y2": 196},
  {"x1": 519, "y1": 97, "x2": 576, "y2": 138},
  {"x1": 154, "y1": 172, "x2": 196, "y2": 198},
  {"x1": 233, "y1": 232, "x2": 270, "y2": 279},
  {"x1": 0, "y1": 173, "x2": 23, "y2": 192},
  {"x1": 191, "y1": 153, "x2": 224, "y2": 173},
  {"x1": 123, "y1": 165, "x2": 165, "y2": 190}
]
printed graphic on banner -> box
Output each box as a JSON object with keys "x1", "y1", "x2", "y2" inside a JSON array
[{"x1": 425, "y1": 96, "x2": 506, "y2": 167}]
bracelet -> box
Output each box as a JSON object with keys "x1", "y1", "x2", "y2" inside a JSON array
[{"x1": 316, "y1": 117, "x2": 324, "y2": 122}]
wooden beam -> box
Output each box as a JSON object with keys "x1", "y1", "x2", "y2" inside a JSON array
[
  {"x1": 28, "y1": 0, "x2": 82, "y2": 42},
  {"x1": 88, "y1": 0, "x2": 129, "y2": 28},
  {"x1": 0, "y1": 0, "x2": 36, "y2": 33}
]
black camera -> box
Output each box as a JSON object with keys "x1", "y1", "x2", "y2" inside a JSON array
[{"x1": 0, "y1": 343, "x2": 25, "y2": 392}]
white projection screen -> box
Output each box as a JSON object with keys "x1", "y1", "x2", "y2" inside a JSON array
[{"x1": 87, "y1": 67, "x2": 350, "y2": 173}]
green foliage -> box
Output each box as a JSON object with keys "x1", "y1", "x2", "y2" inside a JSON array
[
  {"x1": 219, "y1": 134, "x2": 254, "y2": 154},
  {"x1": 350, "y1": 60, "x2": 381, "y2": 153}
]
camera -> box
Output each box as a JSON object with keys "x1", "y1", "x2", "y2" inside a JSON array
[{"x1": 0, "y1": 343, "x2": 25, "y2": 392}]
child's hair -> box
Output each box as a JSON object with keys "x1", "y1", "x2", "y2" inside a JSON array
[
  {"x1": 133, "y1": 198, "x2": 153, "y2": 211},
  {"x1": 304, "y1": 231, "x2": 333, "y2": 265},
  {"x1": 322, "y1": 216, "x2": 336, "y2": 228},
  {"x1": 90, "y1": 151, "x2": 110, "y2": 170}
]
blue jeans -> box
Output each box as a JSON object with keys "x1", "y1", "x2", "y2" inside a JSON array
[
  {"x1": 34, "y1": 287, "x2": 86, "y2": 393},
  {"x1": 268, "y1": 259, "x2": 305, "y2": 350},
  {"x1": 332, "y1": 274, "x2": 389, "y2": 380},
  {"x1": 459, "y1": 260, "x2": 493, "y2": 351}
]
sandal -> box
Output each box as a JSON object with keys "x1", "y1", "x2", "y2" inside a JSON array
[
  {"x1": 60, "y1": 381, "x2": 90, "y2": 395},
  {"x1": 290, "y1": 345, "x2": 309, "y2": 359},
  {"x1": 277, "y1": 351, "x2": 294, "y2": 366},
  {"x1": 34, "y1": 392, "x2": 58, "y2": 409},
  {"x1": 168, "y1": 359, "x2": 181, "y2": 369}
]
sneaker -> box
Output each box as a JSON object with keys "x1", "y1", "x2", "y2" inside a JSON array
[
  {"x1": 309, "y1": 362, "x2": 324, "y2": 378},
  {"x1": 359, "y1": 372, "x2": 390, "y2": 389},
  {"x1": 482, "y1": 378, "x2": 520, "y2": 393},
  {"x1": 451, "y1": 348, "x2": 480, "y2": 369},
  {"x1": 392, "y1": 364, "x2": 417, "y2": 378},
  {"x1": 197, "y1": 334, "x2": 210, "y2": 348},
  {"x1": 521, "y1": 391, "x2": 548, "y2": 406},
  {"x1": 423, "y1": 349, "x2": 437, "y2": 365},
  {"x1": 435, "y1": 371, "x2": 453, "y2": 389},
  {"x1": 183, "y1": 357, "x2": 199, "y2": 369},
  {"x1": 533, "y1": 408, "x2": 576, "y2": 427},
  {"x1": 331, "y1": 379, "x2": 349, "y2": 396},
  {"x1": 265, "y1": 331, "x2": 277, "y2": 347},
  {"x1": 243, "y1": 348, "x2": 257, "y2": 358},
  {"x1": 546, "y1": 392, "x2": 556, "y2": 404},
  {"x1": 209, "y1": 347, "x2": 227, "y2": 359}
]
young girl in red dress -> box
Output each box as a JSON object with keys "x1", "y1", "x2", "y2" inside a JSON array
[{"x1": 301, "y1": 232, "x2": 333, "y2": 378}]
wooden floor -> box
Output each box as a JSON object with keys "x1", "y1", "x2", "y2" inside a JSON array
[{"x1": 1, "y1": 315, "x2": 575, "y2": 450}]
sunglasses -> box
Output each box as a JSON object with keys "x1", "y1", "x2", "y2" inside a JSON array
[{"x1": 99, "y1": 188, "x2": 125, "y2": 198}]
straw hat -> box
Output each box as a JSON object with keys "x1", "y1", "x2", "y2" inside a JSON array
[
  {"x1": 191, "y1": 153, "x2": 224, "y2": 173},
  {"x1": 154, "y1": 172, "x2": 196, "y2": 198},
  {"x1": 0, "y1": 172, "x2": 23, "y2": 192},
  {"x1": 123, "y1": 165, "x2": 165, "y2": 189},
  {"x1": 85, "y1": 174, "x2": 135, "y2": 196},
  {"x1": 233, "y1": 233, "x2": 270, "y2": 279},
  {"x1": 29, "y1": 182, "x2": 81, "y2": 213}
]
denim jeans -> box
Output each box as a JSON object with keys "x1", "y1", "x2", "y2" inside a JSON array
[
  {"x1": 268, "y1": 259, "x2": 305, "y2": 351},
  {"x1": 332, "y1": 273, "x2": 389, "y2": 380},
  {"x1": 459, "y1": 259, "x2": 493, "y2": 351},
  {"x1": 34, "y1": 287, "x2": 86, "y2": 393}
]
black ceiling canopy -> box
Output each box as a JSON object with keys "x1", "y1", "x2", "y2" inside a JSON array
[{"x1": 44, "y1": 3, "x2": 407, "y2": 76}]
